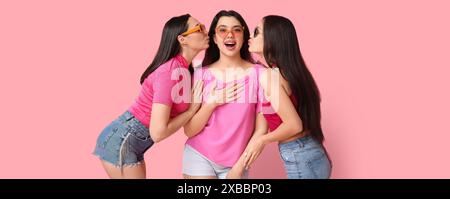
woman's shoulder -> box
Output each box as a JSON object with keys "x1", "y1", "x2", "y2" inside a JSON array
[
  {"x1": 154, "y1": 57, "x2": 179, "y2": 74},
  {"x1": 258, "y1": 66, "x2": 288, "y2": 88}
]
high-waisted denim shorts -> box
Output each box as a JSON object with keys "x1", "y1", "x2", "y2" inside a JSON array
[{"x1": 93, "y1": 111, "x2": 154, "y2": 167}]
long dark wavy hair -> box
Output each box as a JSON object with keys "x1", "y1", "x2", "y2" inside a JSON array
[
  {"x1": 262, "y1": 15, "x2": 325, "y2": 143},
  {"x1": 202, "y1": 10, "x2": 253, "y2": 66},
  {"x1": 140, "y1": 14, "x2": 191, "y2": 84}
]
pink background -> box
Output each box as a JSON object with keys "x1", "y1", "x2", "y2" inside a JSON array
[{"x1": 1, "y1": 0, "x2": 450, "y2": 178}]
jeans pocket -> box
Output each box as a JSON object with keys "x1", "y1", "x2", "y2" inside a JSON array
[
  {"x1": 280, "y1": 149, "x2": 297, "y2": 164},
  {"x1": 308, "y1": 152, "x2": 331, "y2": 179},
  {"x1": 302, "y1": 147, "x2": 331, "y2": 178},
  {"x1": 128, "y1": 133, "x2": 154, "y2": 155},
  {"x1": 307, "y1": 147, "x2": 326, "y2": 163},
  {"x1": 130, "y1": 130, "x2": 150, "y2": 141},
  {"x1": 314, "y1": 154, "x2": 331, "y2": 178},
  {"x1": 280, "y1": 149, "x2": 303, "y2": 178}
]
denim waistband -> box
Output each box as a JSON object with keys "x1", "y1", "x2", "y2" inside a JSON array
[
  {"x1": 279, "y1": 135, "x2": 318, "y2": 149},
  {"x1": 117, "y1": 111, "x2": 149, "y2": 134}
]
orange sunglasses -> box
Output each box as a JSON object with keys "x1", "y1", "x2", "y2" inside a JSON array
[
  {"x1": 180, "y1": 24, "x2": 207, "y2": 36},
  {"x1": 215, "y1": 25, "x2": 245, "y2": 38}
]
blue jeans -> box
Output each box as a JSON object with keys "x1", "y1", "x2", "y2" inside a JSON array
[
  {"x1": 279, "y1": 136, "x2": 331, "y2": 179},
  {"x1": 93, "y1": 111, "x2": 154, "y2": 167}
]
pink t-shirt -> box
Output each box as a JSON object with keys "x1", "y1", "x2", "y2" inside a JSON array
[
  {"x1": 186, "y1": 64, "x2": 264, "y2": 167},
  {"x1": 128, "y1": 55, "x2": 190, "y2": 128}
]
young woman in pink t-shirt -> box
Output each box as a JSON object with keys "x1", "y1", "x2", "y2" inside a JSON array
[
  {"x1": 182, "y1": 10, "x2": 267, "y2": 179},
  {"x1": 93, "y1": 14, "x2": 208, "y2": 178}
]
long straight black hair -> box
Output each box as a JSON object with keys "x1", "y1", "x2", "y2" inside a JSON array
[
  {"x1": 202, "y1": 10, "x2": 253, "y2": 66},
  {"x1": 262, "y1": 15, "x2": 325, "y2": 143},
  {"x1": 140, "y1": 14, "x2": 191, "y2": 84}
]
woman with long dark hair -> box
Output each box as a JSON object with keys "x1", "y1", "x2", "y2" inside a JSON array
[
  {"x1": 182, "y1": 10, "x2": 267, "y2": 179},
  {"x1": 228, "y1": 15, "x2": 331, "y2": 179},
  {"x1": 93, "y1": 14, "x2": 209, "y2": 178}
]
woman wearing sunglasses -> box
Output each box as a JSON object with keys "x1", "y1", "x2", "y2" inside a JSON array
[
  {"x1": 182, "y1": 10, "x2": 267, "y2": 179},
  {"x1": 227, "y1": 15, "x2": 332, "y2": 179},
  {"x1": 92, "y1": 14, "x2": 209, "y2": 178}
]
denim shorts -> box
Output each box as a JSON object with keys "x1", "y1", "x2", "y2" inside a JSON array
[
  {"x1": 278, "y1": 136, "x2": 331, "y2": 179},
  {"x1": 93, "y1": 111, "x2": 154, "y2": 167}
]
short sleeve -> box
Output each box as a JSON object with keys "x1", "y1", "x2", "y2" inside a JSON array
[{"x1": 153, "y1": 70, "x2": 177, "y2": 106}]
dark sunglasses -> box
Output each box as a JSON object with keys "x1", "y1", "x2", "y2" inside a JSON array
[{"x1": 253, "y1": 27, "x2": 261, "y2": 37}]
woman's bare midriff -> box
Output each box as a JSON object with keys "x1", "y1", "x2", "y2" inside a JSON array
[{"x1": 279, "y1": 130, "x2": 309, "y2": 144}]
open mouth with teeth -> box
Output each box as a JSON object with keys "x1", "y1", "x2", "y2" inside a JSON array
[{"x1": 224, "y1": 41, "x2": 237, "y2": 50}]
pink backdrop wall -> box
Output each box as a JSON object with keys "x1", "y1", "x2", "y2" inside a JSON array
[{"x1": 1, "y1": 0, "x2": 449, "y2": 178}]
